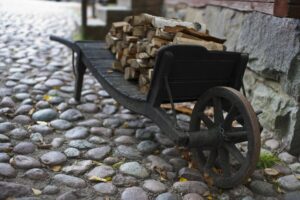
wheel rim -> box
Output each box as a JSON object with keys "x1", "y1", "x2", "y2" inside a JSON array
[{"x1": 190, "y1": 87, "x2": 260, "y2": 188}]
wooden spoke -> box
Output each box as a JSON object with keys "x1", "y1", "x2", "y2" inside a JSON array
[
  {"x1": 197, "y1": 148, "x2": 207, "y2": 163},
  {"x1": 218, "y1": 147, "x2": 231, "y2": 177},
  {"x1": 223, "y1": 106, "x2": 238, "y2": 129},
  {"x1": 204, "y1": 148, "x2": 218, "y2": 169},
  {"x1": 213, "y1": 97, "x2": 224, "y2": 124},
  {"x1": 199, "y1": 113, "x2": 214, "y2": 128},
  {"x1": 193, "y1": 148, "x2": 207, "y2": 169},
  {"x1": 224, "y1": 143, "x2": 245, "y2": 164},
  {"x1": 225, "y1": 130, "x2": 248, "y2": 143},
  {"x1": 235, "y1": 114, "x2": 245, "y2": 126}
]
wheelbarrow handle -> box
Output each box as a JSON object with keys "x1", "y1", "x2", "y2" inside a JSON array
[{"x1": 49, "y1": 35, "x2": 80, "y2": 54}]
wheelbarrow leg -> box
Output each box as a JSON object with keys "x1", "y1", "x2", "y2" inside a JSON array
[{"x1": 74, "y1": 61, "x2": 86, "y2": 102}]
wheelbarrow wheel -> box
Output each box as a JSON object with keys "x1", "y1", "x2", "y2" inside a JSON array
[{"x1": 190, "y1": 86, "x2": 260, "y2": 188}]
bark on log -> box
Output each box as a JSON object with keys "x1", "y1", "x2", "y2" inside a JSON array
[{"x1": 173, "y1": 36, "x2": 225, "y2": 51}]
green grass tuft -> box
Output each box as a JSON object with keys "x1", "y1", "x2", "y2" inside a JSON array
[{"x1": 256, "y1": 152, "x2": 280, "y2": 169}]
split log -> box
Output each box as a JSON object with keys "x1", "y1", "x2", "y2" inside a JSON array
[
  {"x1": 146, "y1": 45, "x2": 158, "y2": 57},
  {"x1": 135, "y1": 13, "x2": 207, "y2": 32},
  {"x1": 132, "y1": 13, "x2": 153, "y2": 26},
  {"x1": 112, "y1": 61, "x2": 123, "y2": 72},
  {"x1": 164, "y1": 26, "x2": 226, "y2": 43},
  {"x1": 150, "y1": 48, "x2": 158, "y2": 57},
  {"x1": 161, "y1": 104, "x2": 193, "y2": 115},
  {"x1": 121, "y1": 55, "x2": 133, "y2": 67},
  {"x1": 147, "y1": 29, "x2": 156, "y2": 40},
  {"x1": 148, "y1": 69, "x2": 154, "y2": 80},
  {"x1": 111, "y1": 46, "x2": 116, "y2": 54},
  {"x1": 151, "y1": 15, "x2": 206, "y2": 33},
  {"x1": 137, "y1": 52, "x2": 150, "y2": 60},
  {"x1": 124, "y1": 67, "x2": 139, "y2": 80},
  {"x1": 139, "y1": 84, "x2": 150, "y2": 94},
  {"x1": 173, "y1": 35, "x2": 225, "y2": 51},
  {"x1": 174, "y1": 32, "x2": 200, "y2": 40},
  {"x1": 132, "y1": 26, "x2": 147, "y2": 37},
  {"x1": 116, "y1": 51, "x2": 123, "y2": 60},
  {"x1": 128, "y1": 43, "x2": 137, "y2": 55},
  {"x1": 130, "y1": 59, "x2": 148, "y2": 68},
  {"x1": 139, "y1": 74, "x2": 150, "y2": 87},
  {"x1": 122, "y1": 48, "x2": 129, "y2": 56},
  {"x1": 123, "y1": 23, "x2": 133, "y2": 33},
  {"x1": 181, "y1": 28, "x2": 226, "y2": 44},
  {"x1": 130, "y1": 59, "x2": 140, "y2": 69},
  {"x1": 125, "y1": 36, "x2": 139, "y2": 43},
  {"x1": 151, "y1": 37, "x2": 170, "y2": 47},
  {"x1": 124, "y1": 16, "x2": 133, "y2": 23},
  {"x1": 137, "y1": 40, "x2": 149, "y2": 52},
  {"x1": 155, "y1": 28, "x2": 175, "y2": 40},
  {"x1": 115, "y1": 41, "x2": 124, "y2": 53},
  {"x1": 141, "y1": 60, "x2": 151, "y2": 68},
  {"x1": 112, "y1": 22, "x2": 130, "y2": 30},
  {"x1": 105, "y1": 33, "x2": 120, "y2": 48},
  {"x1": 130, "y1": 59, "x2": 147, "y2": 72}
]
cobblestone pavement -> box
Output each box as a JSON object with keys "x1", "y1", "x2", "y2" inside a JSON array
[{"x1": 1, "y1": 1, "x2": 300, "y2": 200}]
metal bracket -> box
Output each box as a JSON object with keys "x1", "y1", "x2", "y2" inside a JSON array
[
  {"x1": 49, "y1": 35, "x2": 81, "y2": 78},
  {"x1": 164, "y1": 76, "x2": 179, "y2": 129},
  {"x1": 72, "y1": 49, "x2": 81, "y2": 78}
]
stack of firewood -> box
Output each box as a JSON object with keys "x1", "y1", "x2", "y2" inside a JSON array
[{"x1": 106, "y1": 13, "x2": 226, "y2": 93}]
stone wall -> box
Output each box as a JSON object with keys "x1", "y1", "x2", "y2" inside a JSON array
[{"x1": 164, "y1": 4, "x2": 300, "y2": 155}]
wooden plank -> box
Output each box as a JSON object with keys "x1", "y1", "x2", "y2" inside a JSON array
[
  {"x1": 78, "y1": 43, "x2": 147, "y2": 101},
  {"x1": 77, "y1": 42, "x2": 107, "y2": 50},
  {"x1": 83, "y1": 50, "x2": 114, "y2": 60}
]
